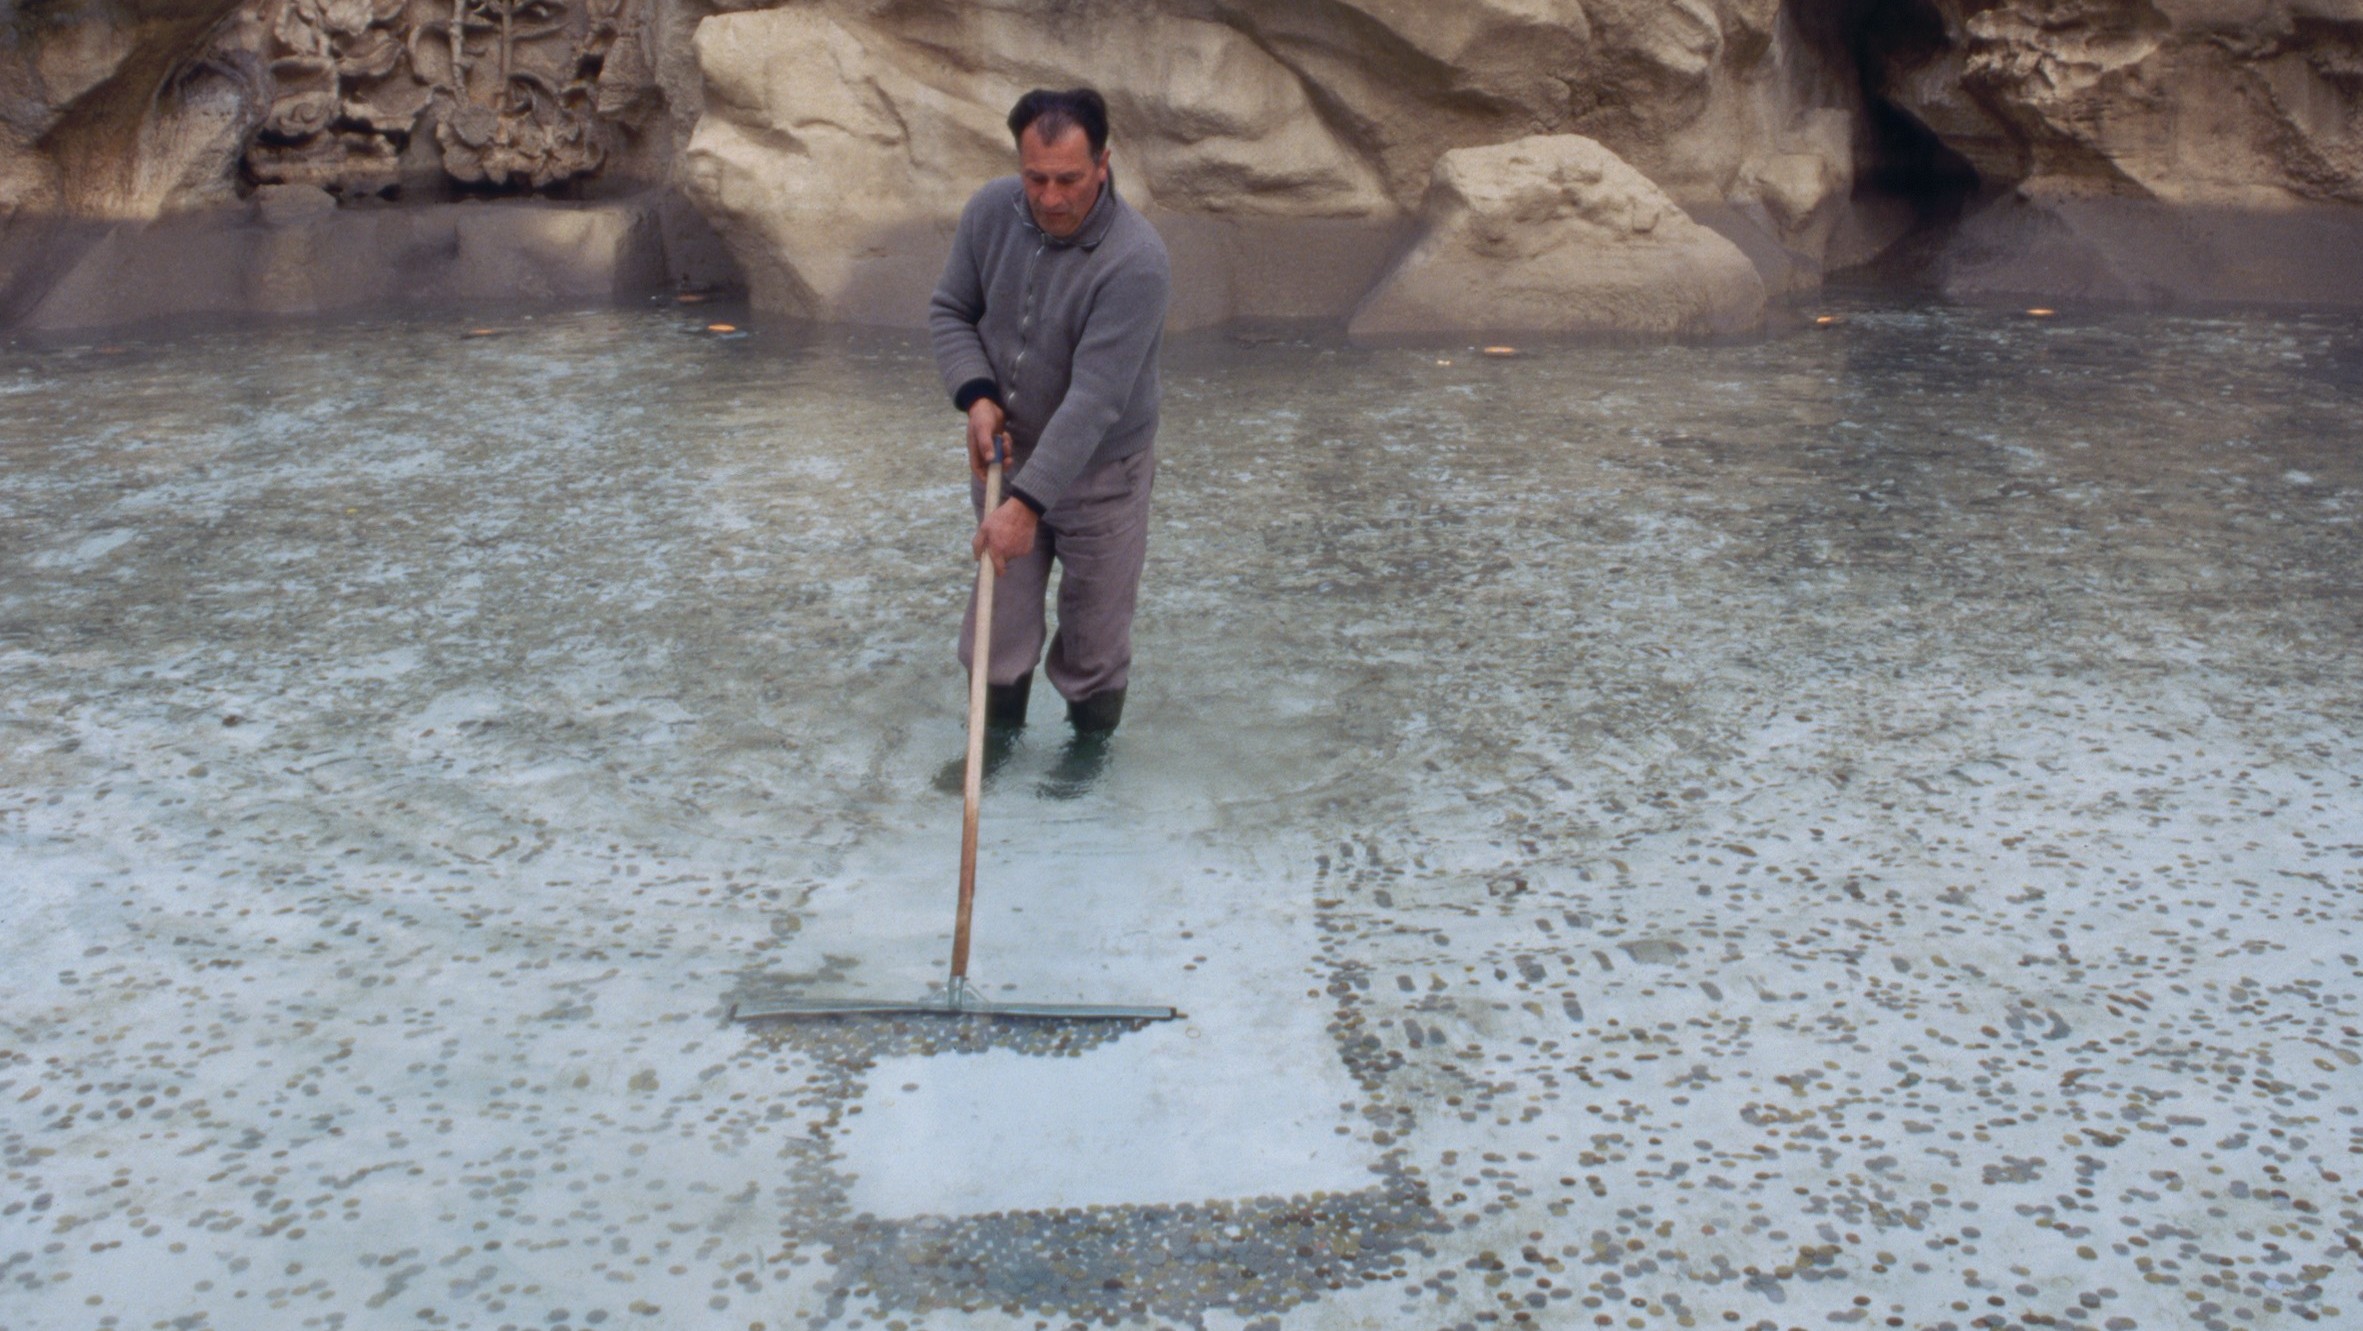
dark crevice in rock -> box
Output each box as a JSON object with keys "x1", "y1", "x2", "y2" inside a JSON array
[
  {"x1": 1794, "y1": 0, "x2": 1991, "y2": 282},
  {"x1": 1858, "y1": 96, "x2": 1980, "y2": 230},
  {"x1": 1836, "y1": 95, "x2": 1988, "y2": 287}
]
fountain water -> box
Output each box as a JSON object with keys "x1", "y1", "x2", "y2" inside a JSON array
[{"x1": 3, "y1": 299, "x2": 2358, "y2": 1330}]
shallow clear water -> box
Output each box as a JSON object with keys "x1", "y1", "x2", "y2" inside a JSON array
[{"x1": 3, "y1": 301, "x2": 2360, "y2": 1331}]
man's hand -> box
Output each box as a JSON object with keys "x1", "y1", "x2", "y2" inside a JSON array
[
  {"x1": 966, "y1": 399, "x2": 1006, "y2": 479},
  {"x1": 972, "y1": 498, "x2": 1038, "y2": 576}
]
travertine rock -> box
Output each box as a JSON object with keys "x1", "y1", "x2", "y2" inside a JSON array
[
  {"x1": 682, "y1": 1, "x2": 1408, "y2": 325},
  {"x1": 1, "y1": 0, "x2": 709, "y2": 220},
  {"x1": 1880, "y1": 0, "x2": 2363, "y2": 303},
  {"x1": 0, "y1": 0, "x2": 252, "y2": 218},
  {"x1": 1941, "y1": 0, "x2": 2363, "y2": 205},
  {"x1": 212, "y1": 0, "x2": 675, "y2": 196},
  {"x1": 682, "y1": 0, "x2": 1867, "y2": 329},
  {"x1": 1349, "y1": 135, "x2": 1766, "y2": 338},
  {"x1": 0, "y1": 0, "x2": 735, "y2": 329},
  {"x1": 16, "y1": 0, "x2": 2363, "y2": 329}
]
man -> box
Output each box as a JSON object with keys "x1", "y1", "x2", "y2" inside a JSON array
[{"x1": 928, "y1": 87, "x2": 1171, "y2": 780}]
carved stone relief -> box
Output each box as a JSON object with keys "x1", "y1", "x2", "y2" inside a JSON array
[
  {"x1": 239, "y1": 0, "x2": 431, "y2": 192},
  {"x1": 220, "y1": 0, "x2": 655, "y2": 195}
]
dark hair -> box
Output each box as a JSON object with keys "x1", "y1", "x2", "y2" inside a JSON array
[{"x1": 1008, "y1": 87, "x2": 1109, "y2": 156}]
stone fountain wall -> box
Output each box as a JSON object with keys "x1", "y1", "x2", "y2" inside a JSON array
[
  {"x1": 0, "y1": 0, "x2": 736, "y2": 330},
  {"x1": 6, "y1": 0, "x2": 2363, "y2": 333},
  {"x1": 1, "y1": 1, "x2": 249, "y2": 219},
  {"x1": 681, "y1": 0, "x2": 1875, "y2": 334},
  {"x1": 1874, "y1": 0, "x2": 2363, "y2": 306},
  {"x1": 226, "y1": 0, "x2": 658, "y2": 197}
]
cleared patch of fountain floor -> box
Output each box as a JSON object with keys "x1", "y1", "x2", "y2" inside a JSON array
[
  {"x1": 4, "y1": 301, "x2": 2361, "y2": 1331},
  {"x1": 802, "y1": 830, "x2": 1374, "y2": 1217}
]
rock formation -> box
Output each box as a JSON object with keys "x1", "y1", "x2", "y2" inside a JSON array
[
  {"x1": 682, "y1": 0, "x2": 1872, "y2": 332},
  {"x1": 215, "y1": 0, "x2": 668, "y2": 198},
  {"x1": 1350, "y1": 135, "x2": 1766, "y2": 338},
  {"x1": 679, "y1": 0, "x2": 2363, "y2": 328},
  {"x1": 9, "y1": 1, "x2": 2363, "y2": 332},
  {"x1": 1, "y1": 0, "x2": 701, "y2": 216},
  {"x1": 0, "y1": 0, "x2": 253, "y2": 219},
  {"x1": 1870, "y1": 0, "x2": 2363, "y2": 304},
  {"x1": 0, "y1": 0, "x2": 733, "y2": 329}
]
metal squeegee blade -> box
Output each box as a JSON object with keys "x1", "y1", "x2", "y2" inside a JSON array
[{"x1": 729, "y1": 990, "x2": 1181, "y2": 1023}]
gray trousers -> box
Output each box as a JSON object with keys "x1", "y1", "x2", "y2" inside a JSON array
[{"x1": 960, "y1": 445, "x2": 1156, "y2": 702}]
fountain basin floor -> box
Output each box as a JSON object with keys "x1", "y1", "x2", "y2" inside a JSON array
[{"x1": 3, "y1": 301, "x2": 2360, "y2": 1331}]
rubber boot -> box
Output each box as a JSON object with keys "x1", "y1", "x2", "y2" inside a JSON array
[
  {"x1": 1064, "y1": 686, "x2": 1126, "y2": 734},
  {"x1": 985, "y1": 671, "x2": 1033, "y2": 729}
]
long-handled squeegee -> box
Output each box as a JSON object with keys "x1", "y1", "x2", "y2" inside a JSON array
[{"x1": 732, "y1": 443, "x2": 1182, "y2": 1024}]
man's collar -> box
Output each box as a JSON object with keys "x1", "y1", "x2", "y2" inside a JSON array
[{"x1": 1011, "y1": 167, "x2": 1123, "y2": 250}]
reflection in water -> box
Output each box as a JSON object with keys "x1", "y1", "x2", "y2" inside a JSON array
[
  {"x1": 2, "y1": 300, "x2": 2359, "y2": 1330},
  {"x1": 1035, "y1": 730, "x2": 1114, "y2": 801}
]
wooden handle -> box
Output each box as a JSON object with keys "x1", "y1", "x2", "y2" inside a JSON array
[{"x1": 950, "y1": 451, "x2": 1003, "y2": 982}]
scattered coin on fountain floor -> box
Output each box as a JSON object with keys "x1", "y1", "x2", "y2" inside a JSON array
[
  {"x1": 11, "y1": 302, "x2": 2361, "y2": 1331},
  {"x1": 1481, "y1": 346, "x2": 1519, "y2": 358}
]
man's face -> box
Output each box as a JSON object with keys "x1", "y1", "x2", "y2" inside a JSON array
[{"x1": 1019, "y1": 122, "x2": 1108, "y2": 239}]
